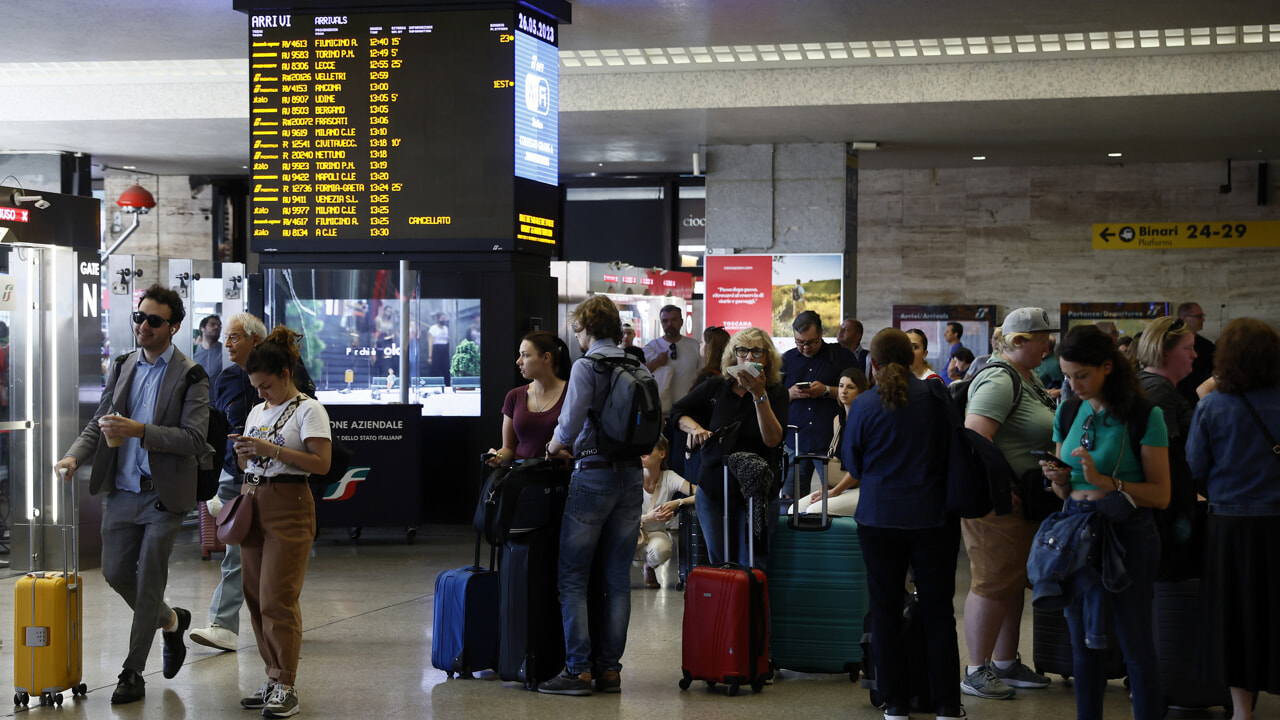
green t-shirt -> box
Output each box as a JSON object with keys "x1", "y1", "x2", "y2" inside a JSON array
[
  {"x1": 966, "y1": 361, "x2": 1056, "y2": 479},
  {"x1": 1053, "y1": 403, "x2": 1169, "y2": 491}
]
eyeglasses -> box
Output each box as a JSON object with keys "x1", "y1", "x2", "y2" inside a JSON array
[
  {"x1": 669, "y1": 343, "x2": 678, "y2": 360},
  {"x1": 131, "y1": 311, "x2": 172, "y2": 328},
  {"x1": 1080, "y1": 413, "x2": 1096, "y2": 451},
  {"x1": 225, "y1": 332, "x2": 246, "y2": 345},
  {"x1": 734, "y1": 347, "x2": 767, "y2": 359},
  {"x1": 794, "y1": 338, "x2": 822, "y2": 349}
]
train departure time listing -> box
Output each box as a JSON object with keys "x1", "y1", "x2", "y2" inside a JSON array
[{"x1": 249, "y1": 11, "x2": 551, "y2": 251}]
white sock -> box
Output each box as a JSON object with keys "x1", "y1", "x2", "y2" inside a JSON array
[
  {"x1": 992, "y1": 658, "x2": 1016, "y2": 670},
  {"x1": 967, "y1": 664, "x2": 984, "y2": 675}
]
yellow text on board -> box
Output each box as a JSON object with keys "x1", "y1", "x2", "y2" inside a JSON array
[{"x1": 1092, "y1": 221, "x2": 1280, "y2": 249}]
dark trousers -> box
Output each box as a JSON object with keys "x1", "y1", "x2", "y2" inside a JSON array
[
  {"x1": 857, "y1": 520, "x2": 962, "y2": 713},
  {"x1": 100, "y1": 489, "x2": 184, "y2": 673}
]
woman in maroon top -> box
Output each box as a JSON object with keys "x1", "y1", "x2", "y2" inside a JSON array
[{"x1": 486, "y1": 331, "x2": 571, "y2": 465}]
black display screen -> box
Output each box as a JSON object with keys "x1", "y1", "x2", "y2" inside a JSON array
[{"x1": 248, "y1": 10, "x2": 558, "y2": 253}]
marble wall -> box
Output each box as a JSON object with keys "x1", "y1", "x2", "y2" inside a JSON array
[{"x1": 856, "y1": 161, "x2": 1280, "y2": 341}]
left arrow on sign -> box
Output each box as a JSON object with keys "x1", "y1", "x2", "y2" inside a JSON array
[{"x1": 1099, "y1": 227, "x2": 1115, "y2": 243}]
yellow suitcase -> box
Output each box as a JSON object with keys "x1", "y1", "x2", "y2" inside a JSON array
[{"x1": 14, "y1": 470, "x2": 86, "y2": 707}]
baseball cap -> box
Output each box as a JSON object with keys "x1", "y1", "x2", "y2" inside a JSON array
[
  {"x1": 622, "y1": 322, "x2": 634, "y2": 330},
  {"x1": 1002, "y1": 307, "x2": 1059, "y2": 334}
]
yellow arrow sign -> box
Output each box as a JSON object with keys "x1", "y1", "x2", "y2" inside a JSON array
[{"x1": 1093, "y1": 221, "x2": 1280, "y2": 249}]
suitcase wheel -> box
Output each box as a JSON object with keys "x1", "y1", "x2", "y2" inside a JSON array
[
  {"x1": 751, "y1": 679, "x2": 765, "y2": 693},
  {"x1": 54, "y1": 693, "x2": 64, "y2": 706},
  {"x1": 678, "y1": 677, "x2": 691, "y2": 691},
  {"x1": 445, "y1": 671, "x2": 454, "y2": 679},
  {"x1": 75, "y1": 684, "x2": 87, "y2": 696},
  {"x1": 676, "y1": 581, "x2": 685, "y2": 591},
  {"x1": 14, "y1": 692, "x2": 29, "y2": 706},
  {"x1": 727, "y1": 681, "x2": 741, "y2": 696}
]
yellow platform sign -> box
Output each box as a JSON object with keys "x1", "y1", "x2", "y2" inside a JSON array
[{"x1": 1093, "y1": 221, "x2": 1280, "y2": 249}]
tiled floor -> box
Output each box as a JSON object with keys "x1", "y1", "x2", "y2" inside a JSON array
[{"x1": 1, "y1": 524, "x2": 1268, "y2": 719}]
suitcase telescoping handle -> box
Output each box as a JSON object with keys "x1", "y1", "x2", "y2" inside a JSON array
[
  {"x1": 723, "y1": 465, "x2": 754, "y2": 567},
  {"x1": 56, "y1": 467, "x2": 79, "y2": 588},
  {"x1": 788, "y1": 424, "x2": 831, "y2": 531}
]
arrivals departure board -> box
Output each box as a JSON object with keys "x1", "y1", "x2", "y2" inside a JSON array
[{"x1": 248, "y1": 9, "x2": 559, "y2": 253}]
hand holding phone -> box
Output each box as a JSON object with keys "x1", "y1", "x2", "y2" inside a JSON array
[
  {"x1": 795, "y1": 381, "x2": 811, "y2": 390},
  {"x1": 1029, "y1": 450, "x2": 1068, "y2": 469}
]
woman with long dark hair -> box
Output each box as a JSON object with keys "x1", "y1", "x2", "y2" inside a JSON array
[
  {"x1": 486, "y1": 331, "x2": 571, "y2": 466},
  {"x1": 1187, "y1": 318, "x2": 1280, "y2": 720},
  {"x1": 1039, "y1": 324, "x2": 1170, "y2": 720},
  {"x1": 844, "y1": 329, "x2": 962, "y2": 720},
  {"x1": 233, "y1": 326, "x2": 332, "y2": 718}
]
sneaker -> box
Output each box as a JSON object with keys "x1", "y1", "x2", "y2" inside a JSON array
[
  {"x1": 594, "y1": 669, "x2": 621, "y2": 693},
  {"x1": 262, "y1": 684, "x2": 299, "y2": 718},
  {"x1": 960, "y1": 664, "x2": 1016, "y2": 699},
  {"x1": 190, "y1": 624, "x2": 238, "y2": 652},
  {"x1": 991, "y1": 656, "x2": 1051, "y2": 689},
  {"x1": 537, "y1": 669, "x2": 593, "y2": 696},
  {"x1": 241, "y1": 680, "x2": 276, "y2": 710}
]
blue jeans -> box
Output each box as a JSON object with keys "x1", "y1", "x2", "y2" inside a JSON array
[
  {"x1": 1063, "y1": 507, "x2": 1162, "y2": 720},
  {"x1": 857, "y1": 520, "x2": 962, "y2": 714},
  {"x1": 207, "y1": 471, "x2": 243, "y2": 633},
  {"x1": 557, "y1": 464, "x2": 643, "y2": 674},
  {"x1": 783, "y1": 446, "x2": 828, "y2": 498}
]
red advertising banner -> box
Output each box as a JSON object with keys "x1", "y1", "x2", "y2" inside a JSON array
[{"x1": 704, "y1": 255, "x2": 773, "y2": 334}]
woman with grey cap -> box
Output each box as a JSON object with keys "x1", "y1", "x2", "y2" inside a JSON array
[{"x1": 960, "y1": 307, "x2": 1059, "y2": 701}]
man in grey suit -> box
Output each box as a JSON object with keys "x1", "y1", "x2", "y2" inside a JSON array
[{"x1": 55, "y1": 284, "x2": 210, "y2": 704}]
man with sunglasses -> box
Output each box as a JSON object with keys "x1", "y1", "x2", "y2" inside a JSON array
[
  {"x1": 54, "y1": 285, "x2": 211, "y2": 704},
  {"x1": 1174, "y1": 301, "x2": 1216, "y2": 406},
  {"x1": 642, "y1": 305, "x2": 699, "y2": 415},
  {"x1": 781, "y1": 311, "x2": 857, "y2": 501}
]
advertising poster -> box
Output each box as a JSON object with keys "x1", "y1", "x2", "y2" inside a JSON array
[
  {"x1": 704, "y1": 253, "x2": 844, "y2": 349},
  {"x1": 1060, "y1": 302, "x2": 1170, "y2": 340},
  {"x1": 892, "y1": 304, "x2": 998, "y2": 375},
  {"x1": 315, "y1": 404, "x2": 423, "y2": 530}
]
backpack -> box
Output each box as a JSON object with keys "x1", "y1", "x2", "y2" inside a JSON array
[
  {"x1": 184, "y1": 365, "x2": 231, "y2": 502},
  {"x1": 107, "y1": 354, "x2": 229, "y2": 502},
  {"x1": 585, "y1": 353, "x2": 662, "y2": 459},
  {"x1": 930, "y1": 380, "x2": 1015, "y2": 519},
  {"x1": 791, "y1": 285, "x2": 802, "y2": 301},
  {"x1": 949, "y1": 361, "x2": 1022, "y2": 416}
]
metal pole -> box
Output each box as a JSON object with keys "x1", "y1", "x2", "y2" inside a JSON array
[{"x1": 399, "y1": 259, "x2": 410, "y2": 405}]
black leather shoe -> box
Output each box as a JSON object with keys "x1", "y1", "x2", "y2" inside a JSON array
[
  {"x1": 161, "y1": 607, "x2": 191, "y2": 679},
  {"x1": 111, "y1": 668, "x2": 145, "y2": 704}
]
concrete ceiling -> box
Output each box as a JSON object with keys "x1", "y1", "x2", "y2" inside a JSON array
[{"x1": 0, "y1": 0, "x2": 1278, "y2": 177}]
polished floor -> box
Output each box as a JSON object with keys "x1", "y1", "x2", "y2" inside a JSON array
[{"x1": 2, "y1": 523, "x2": 1269, "y2": 719}]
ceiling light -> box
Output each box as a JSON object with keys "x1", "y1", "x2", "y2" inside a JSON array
[
  {"x1": 972, "y1": 155, "x2": 987, "y2": 161},
  {"x1": 122, "y1": 165, "x2": 136, "y2": 170},
  {"x1": 1108, "y1": 152, "x2": 1123, "y2": 158}
]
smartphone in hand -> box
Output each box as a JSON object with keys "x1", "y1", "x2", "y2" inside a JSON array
[
  {"x1": 795, "y1": 381, "x2": 812, "y2": 390},
  {"x1": 1029, "y1": 450, "x2": 1068, "y2": 469}
]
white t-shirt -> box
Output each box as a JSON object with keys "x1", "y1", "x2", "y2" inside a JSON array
[
  {"x1": 641, "y1": 469, "x2": 688, "y2": 532},
  {"x1": 243, "y1": 395, "x2": 332, "y2": 478},
  {"x1": 428, "y1": 323, "x2": 449, "y2": 345},
  {"x1": 643, "y1": 335, "x2": 701, "y2": 413}
]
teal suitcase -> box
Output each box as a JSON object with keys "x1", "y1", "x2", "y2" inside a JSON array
[{"x1": 769, "y1": 450, "x2": 867, "y2": 680}]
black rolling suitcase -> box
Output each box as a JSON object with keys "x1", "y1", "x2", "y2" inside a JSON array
[
  {"x1": 498, "y1": 526, "x2": 565, "y2": 690},
  {"x1": 1153, "y1": 579, "x2": 1231, "y2": 712},
  {"x1": 676, "y1": 503, "x2": 710, "y2": 591},
  {"x1": 1031, "y1": 606, "x2": 1126, "y2": 680}
]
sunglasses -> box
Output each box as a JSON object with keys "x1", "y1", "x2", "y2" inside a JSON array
[
  {"x1": 1164, "y1": 318, "x2": 1185, "y2": 337},
  {"x1": 734, "y1": 347, "x2": 767, "y2": 359},
  {"x1": 669, "y1": 343, "x2": 678, "y2": 360},
  {"x1": 131, "y1": 311, "x2": 173, "y2": 328},
  {"x1": 1080, "y1": 413, "x2": 1096, "y2": 451}
]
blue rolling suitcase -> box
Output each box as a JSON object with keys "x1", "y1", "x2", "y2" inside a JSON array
[
  {"x1": 768, "y1": 444, "x2": 867, "y2": 680},
  {"x1": 431, "y1": 533, "x2": 499, "y2": 678}
]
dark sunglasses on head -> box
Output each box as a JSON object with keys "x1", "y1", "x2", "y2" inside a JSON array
[
  {"x1": 1165, "y1": 318, "x2": 1185, "y2": 336},
  {"x1": 131, "y1": 311, "x2": 172, "y2": 328}
]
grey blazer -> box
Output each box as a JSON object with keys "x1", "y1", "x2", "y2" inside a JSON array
[{"x1": 66, "y1": 347, "x2": 210, "y2": 513}]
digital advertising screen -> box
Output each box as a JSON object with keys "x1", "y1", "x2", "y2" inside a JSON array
[
  {"x1": 704, "y1": 253, "x2": 844, "y2": 352},
  {"x1": 247, "y1": 9, "x2": 558, "y2": 254}
]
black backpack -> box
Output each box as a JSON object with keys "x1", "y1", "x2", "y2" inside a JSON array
[{"x1": 585, "y1": 353, "x2": 662, "y2": 459}]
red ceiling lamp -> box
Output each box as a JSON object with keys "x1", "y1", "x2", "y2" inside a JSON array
[{"x1": 103, "y1": 183, "x2": 157, "y2": 259}]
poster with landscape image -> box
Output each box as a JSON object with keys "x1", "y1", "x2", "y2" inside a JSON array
[{"x1": 770, "y1": 253, "x2": 844, "y2": 347}]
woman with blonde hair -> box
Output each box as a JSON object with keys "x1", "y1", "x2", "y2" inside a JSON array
[
  {"x1": 844, "y1": 328, "x2": 962, "y2": 720},
  {"x1": 672, "y1": 326, "x2": 787, "y2": 567},
  {"x1": 233, "y1": 326, "x2": 332, "y2": 718},
  {"x1": 960, "y1": 308, "x2": 1059, "y2": 699}
]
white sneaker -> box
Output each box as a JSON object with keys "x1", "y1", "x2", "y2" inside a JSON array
[
  {"x1": 189, "y1": 624, "x2": 237, "y2": 652},
  {"x1": 206, "y1": 496, "x2": 223, "y2": 517}
]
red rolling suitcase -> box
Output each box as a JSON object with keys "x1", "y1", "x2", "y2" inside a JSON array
[
  {"x1": 678, "y1": 467, "x2": 770, "y2": 696},
  {"x1": 198, "y1": 500, "x2": 225, "y2": 560}
]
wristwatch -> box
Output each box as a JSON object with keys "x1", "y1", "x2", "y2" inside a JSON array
[{"x1": 823, "y1": 386, "x2": 831, "y2": 398}]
